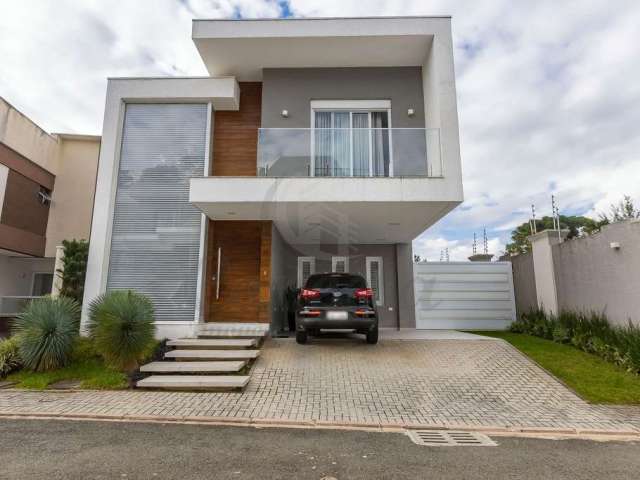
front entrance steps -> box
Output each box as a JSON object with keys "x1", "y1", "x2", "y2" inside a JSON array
[
  {"x1": 164, "y1": 349, "x2": 260, "y2": 360},
  {"x1": 136, "y1": 375, "x2": 250, "y2": 390},
  {"x1": 136, "y1": 322, "x2": 269, "y2": 391},
  {"x1": 140, "y1": 361, "x2": 247, "y2": 373},
  {"x1": 167, "y1": 338, "x2": 257, "y2": 349},
  {"x1": 197, "y1": 323, "x2": 270, "y2": 338}
]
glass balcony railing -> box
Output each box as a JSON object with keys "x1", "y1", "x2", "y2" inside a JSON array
[
  {"x1": 257, "y1": 128, "x2": 442, "y2": 178},
  {"x1": 0, "y1": 296, "x2": 41, "y2": 317}
]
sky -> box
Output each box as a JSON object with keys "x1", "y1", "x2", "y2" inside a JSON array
[{"x1": 1, "y1": 0, "x2": 639, "y2": 261}]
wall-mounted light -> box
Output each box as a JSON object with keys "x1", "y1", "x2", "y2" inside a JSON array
[
  {"x1": 407, "y1": 108, "x2": 415, "y2": 117},
  {"x1": 610, "y1": 242, "x2": 621, "y2": 250},
  {"x1": 281, "y1": 109, "x2": 289, "y2": 118}
]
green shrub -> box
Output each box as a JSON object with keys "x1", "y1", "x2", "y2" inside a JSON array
[
  {"x1": 513, "y1": 308, "x2": 640, "y2": 375},
  {"x1": 0, "y1": 337, "x2": 22, "y2": 377},
  {"x1": 88, "y1": 290, "x2": 155, "y2": 373},
  {"x1": 70, "y1": 336, "x2": 101, "y2": 363},
  {"x1": 58, "y1": 239, "x2": 89, "y2": 304},
  {"x1": 12, "y1": 296, "x2": 81, "y2": 371}
]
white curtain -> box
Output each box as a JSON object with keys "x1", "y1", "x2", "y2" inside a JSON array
[
  {"x1": 371, "y1": 112, "x2": 390, "y2": 176},
  {"x1": 314, "y1": 112, "x2": 331, "y2": 176},
  {"x1": 314, "y1": 110, "x2": 390, "y2": 177},
  {"x1": 352, "y1": 113, "x2": 370, "y2": 176},
  {"x1": 333, "y1": 112, "x2": 350, "y2": 176}
]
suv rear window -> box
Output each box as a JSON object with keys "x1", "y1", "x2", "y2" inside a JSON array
[{"x1": 305, "y1": 274, "x2": 367, "y2": 289}]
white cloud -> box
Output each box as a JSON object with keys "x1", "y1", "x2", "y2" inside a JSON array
[{"x1": 1, "y1": 0, "x2": 639, "y2": 249}]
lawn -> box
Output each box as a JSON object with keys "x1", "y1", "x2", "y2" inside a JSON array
[{"x1": 476, "y1": 331, "x2": 640, "y2": 404}]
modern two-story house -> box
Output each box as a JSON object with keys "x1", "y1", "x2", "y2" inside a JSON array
[{"x1": 80, "y1": 16, "x2": 464, "y2": 338}]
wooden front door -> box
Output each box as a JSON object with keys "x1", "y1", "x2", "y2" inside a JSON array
[{"x1": 206, "y1": 220, "x2": 271, "y2": 323}]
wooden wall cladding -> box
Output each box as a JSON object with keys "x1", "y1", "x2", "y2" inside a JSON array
[
  {"x1": 211, "y1": 82, "x2": 262, "y2": 176},
  {"x1": 0, "y1": 142, "x2": 55, "y2": 190},
  {"x1": 1, "y1": 169, "x2": 50, "y2": 236},
  {"x1": 205, "y1": 220, "x2": 272, "y2": 323}
]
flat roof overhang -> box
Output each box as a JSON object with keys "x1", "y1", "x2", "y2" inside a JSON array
[
  {"x1": 189, "y1": 177, "x2": 461, "y2": 245},
  {"x1": 192, "y1": 17, "x2": 450, "y2": 80}
]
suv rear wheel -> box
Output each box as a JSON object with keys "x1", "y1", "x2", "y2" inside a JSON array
[
  {"x1": 366, "y1": 327, "x2": 378, "y2": 345},
  {"x1": 296, "y1": 330, "x2": 308, "y2": 344}
]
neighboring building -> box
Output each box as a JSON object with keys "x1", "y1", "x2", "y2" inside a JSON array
[
  {"x1": 0, "y1": 97, "x2": 100, "y2": 316},
  {"x1": 81, "y1": 17, "x2": 464, "y2": 338}
]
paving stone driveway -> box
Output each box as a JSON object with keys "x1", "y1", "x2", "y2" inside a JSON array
[{"x1": 1, "y1": 338, "x2": 639, "y2": 433}]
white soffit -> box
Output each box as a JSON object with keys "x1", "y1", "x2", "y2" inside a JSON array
[
  {"x1": 192, "y1": 17, "x2": 444, "y2": 80},
  {"x1": 189, "y1": 177, "x2": 460, "y2": 244}
]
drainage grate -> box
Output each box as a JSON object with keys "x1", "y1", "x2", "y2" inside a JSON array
[{"x1": 407, "y1": 430, "x2": 497, "y2": 447}]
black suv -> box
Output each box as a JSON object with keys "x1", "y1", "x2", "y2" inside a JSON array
[{"x1": 295, "y1": 273, "x2": 379, "y2": 345}]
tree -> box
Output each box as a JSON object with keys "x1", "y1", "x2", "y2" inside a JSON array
[
  {"x1": 58, "y1": 239, "x2": 89, "y2": 304},
  {"x1": 599, "y1": 195, "x2": 639, "y2": 224},
  {"x1": 505, "y1": 215, "x2": 599, "y2": 255}
]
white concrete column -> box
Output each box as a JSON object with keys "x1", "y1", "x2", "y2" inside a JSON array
[
  {"x1": 528, "y1": 230, "x2": 568, "y2": 315},
  {"x1": 51, "y1": 245, "x2": 65, "y2": 297}
]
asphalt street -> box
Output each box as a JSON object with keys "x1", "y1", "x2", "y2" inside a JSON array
[{"x1": 0, "y1": 419, "x2": 639, "y2": 479}]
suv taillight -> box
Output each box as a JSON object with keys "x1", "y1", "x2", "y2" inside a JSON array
[
  {"x1": 300, "y1": 288, "x2": 321, "y2": 300},
  {"x1": 355, "y1": 288, "x2": 374, "y2": 299}
]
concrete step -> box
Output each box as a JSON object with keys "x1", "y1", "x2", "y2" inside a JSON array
[
  {"x1": 165, "y1": 349, "x2": 260, "y2": 361},
  {"x1": 167, "y1": 338, "x2": 256, "y2": 349},
  {"x1": 139, "y1": 361, "x2": 246, "y2": 374},
  {"x1": 197, "y1": 323, "x2": 269, "y2": 338},
  {"x1": 136, "y1": 375, "x2": 250, "y2": 390}
]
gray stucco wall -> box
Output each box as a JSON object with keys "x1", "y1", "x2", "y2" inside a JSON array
[
  {"x1": 261, "y1": 67, "x2": 426, "y2": 128},
  {"x1": 503, "y1": 252, "x2": 538, "y2": 316},
  {"x1": 553, "y1": 220, "x2": 640, "y2": 326},
  {"x1": 268, "y1": 234, "x2": 410, "y2": 329}
]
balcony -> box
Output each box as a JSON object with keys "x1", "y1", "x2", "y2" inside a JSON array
[
  {"x1": 257, "y1": 128, "x2": 442, "y2": 178},
  {"x1": 190, "y1": 127, "x2": 460, "y2": 244}
]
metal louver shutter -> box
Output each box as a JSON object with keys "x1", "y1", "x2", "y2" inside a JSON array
[
  {"x1": 297, "y1": 257, "x2": 316, "y2": 288},
  {"x1": 332, "y1": 256, "x2": 348, "y2": 273},
  {"x1": 106, "y1": 103, "x2": 207, "y2": 322},
  {"x1": 366, "y1": 256, "x2": 384, "y2": 306}
]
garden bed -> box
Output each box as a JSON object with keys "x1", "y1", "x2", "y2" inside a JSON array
[{"x1": 6, "y1": 357, "x2": 128, "y2": 390}]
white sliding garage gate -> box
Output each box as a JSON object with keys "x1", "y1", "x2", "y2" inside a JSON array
[{"x1": 414, "y1": 262, "x2": 516, "y2": 330}]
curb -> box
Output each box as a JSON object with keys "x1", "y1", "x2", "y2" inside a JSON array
[{"x1": 1, "y1": 412, "x2": 638, "y2": 442}]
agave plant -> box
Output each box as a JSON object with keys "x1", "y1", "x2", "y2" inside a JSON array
[
  {"x1": 88, "y1": 290, "x2": 155, "y2": 372},
  {"x1": 12, "y1": 296, "x2": 81, "y2": 371},
  {"x1": 0, "y1": 337, "x2": 22, "y2": 377}
]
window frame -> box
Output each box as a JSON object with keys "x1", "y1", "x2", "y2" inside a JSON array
[
  {"x1": 31, "y1": 271, "x2": 54, "y2": 296},
  {"x1": 365, "y1": 256, "x2": 385, "y2": 306},
  {"x1": 297, "y1": 256, "x2": 316, "y2": 288},
  {"x1": 331, "y1": 256, "x2": 349, "y2": 273}
]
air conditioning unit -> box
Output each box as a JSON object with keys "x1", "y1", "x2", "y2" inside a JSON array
[{"x1": 38, "y1": 189, "x2": 52, "y2": 205}]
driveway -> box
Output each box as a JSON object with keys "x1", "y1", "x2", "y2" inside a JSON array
[{"x1": 0, "y1": 336, "x2": 639, "y2": 433}]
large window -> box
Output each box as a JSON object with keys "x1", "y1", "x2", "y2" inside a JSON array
[
  {"x1": 31, "y1": 272, "x2": 53, "y2": 296},
  {"x1": 312, "y1": 102, "x2": 391, "y2": 177},
  {"x1": 106, "y1": 104, "x2": 208, "y2": 322}
]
